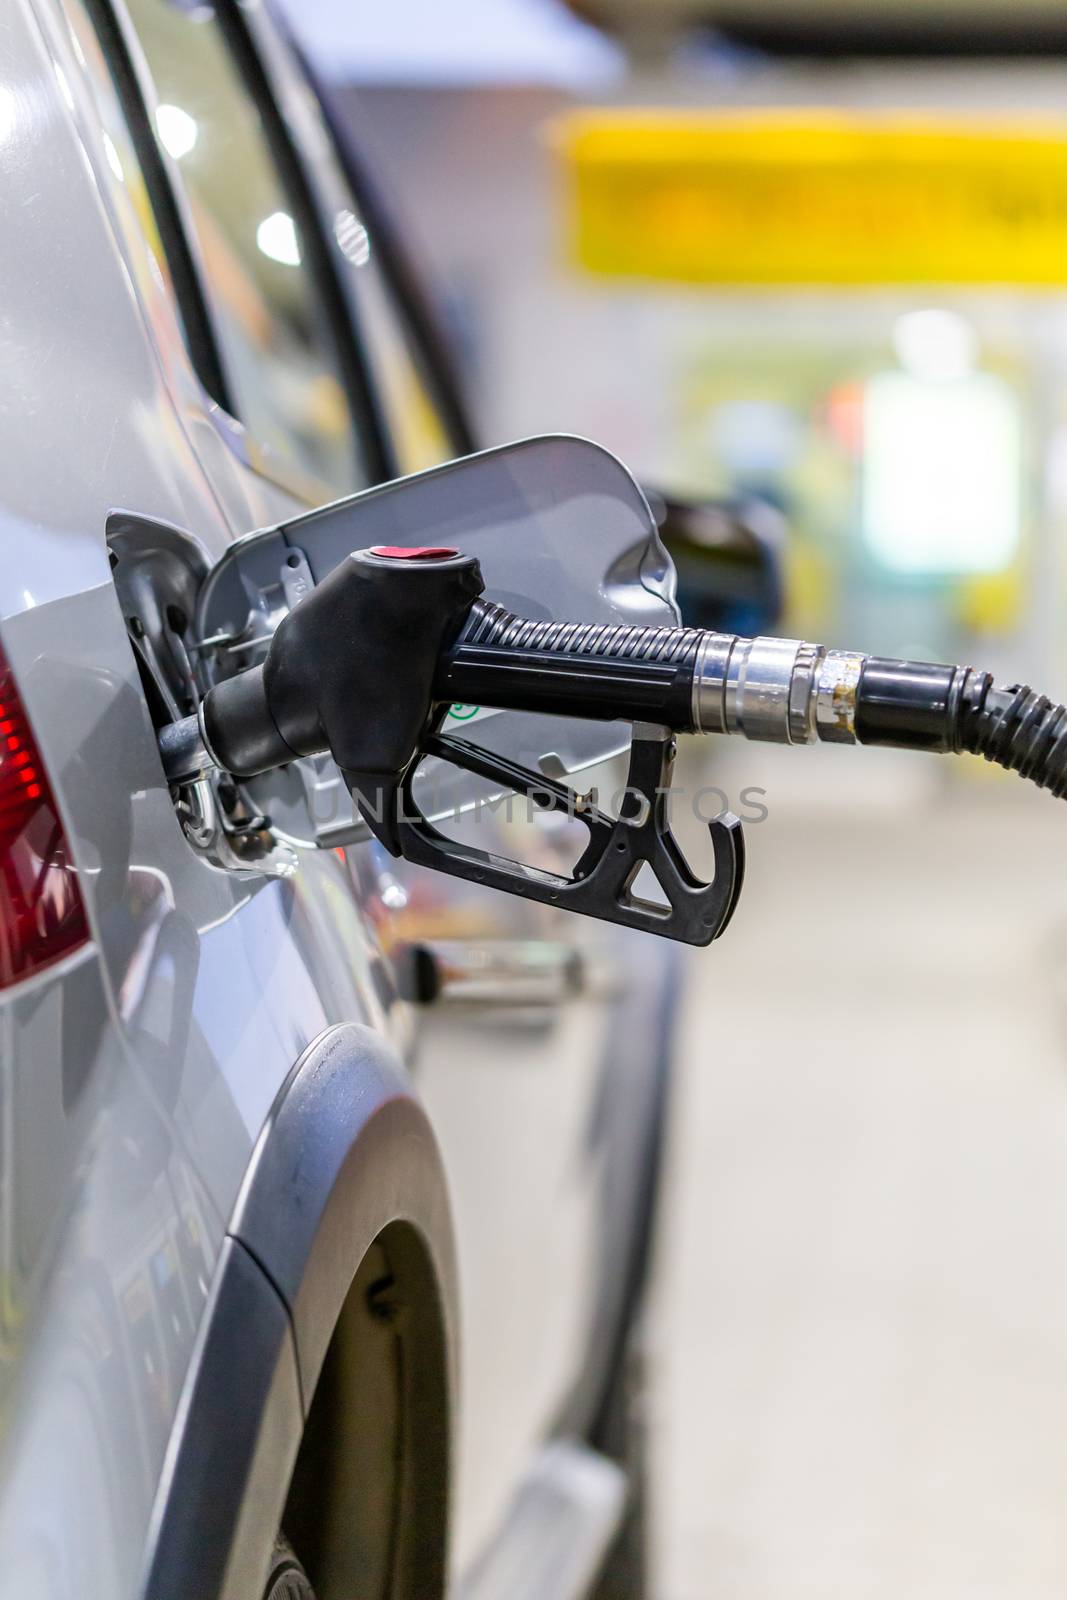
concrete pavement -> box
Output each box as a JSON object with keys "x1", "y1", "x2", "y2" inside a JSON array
[{"x1": 651, "y1": 744, "x2": 1067, "y2": 1599}]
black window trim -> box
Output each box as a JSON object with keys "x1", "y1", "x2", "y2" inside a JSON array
[
  {"x1": 214, "y1": 0, "x2": 398, "y2": 485},
  {"x1": 84, "y1": 0, "x2": 395, "y2": 502}
]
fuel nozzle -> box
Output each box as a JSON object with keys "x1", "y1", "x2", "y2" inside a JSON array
[{"x1": 160, "y1": 544, "x2": 1067, "y2": 947}]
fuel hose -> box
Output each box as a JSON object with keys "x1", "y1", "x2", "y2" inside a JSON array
[{"x1": 439, "y1": 599, "x2": 1067, "y2": 799}]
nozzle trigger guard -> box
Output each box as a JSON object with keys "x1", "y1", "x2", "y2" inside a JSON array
[{"x1": 354, "y1": 723, "x2": 744, "y2": 948}]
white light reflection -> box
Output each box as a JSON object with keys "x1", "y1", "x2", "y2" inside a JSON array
[
  {"x1": 102, "y1": 132, "x2": 124, "y2": 183},
  {"x1": 53, "y1": 64, "x2": 75, "y2": 114},
  {"x1": 154, "y1": 102, "x2": 198, "y2": 160},
  {"x1": 256, "y1": 210, "x2": 301, "y2": 267}
]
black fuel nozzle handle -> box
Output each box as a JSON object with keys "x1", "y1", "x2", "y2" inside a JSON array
[{"x1": 198, "y1": 545, "x2": 484, "y2": 785}]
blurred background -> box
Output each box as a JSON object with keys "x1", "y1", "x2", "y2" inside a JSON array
[{"x1": 280, "y1": 3, "x2": 1067, "y2": 1593}]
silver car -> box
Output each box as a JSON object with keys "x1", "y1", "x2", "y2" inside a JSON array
[{"x1": 0, "y1": 1, "x2": 677, "y2": 1596}]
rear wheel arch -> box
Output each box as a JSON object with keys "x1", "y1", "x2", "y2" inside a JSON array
[{"x1": 141, "y1": 1022, "x2": 457, "y2": 1600}]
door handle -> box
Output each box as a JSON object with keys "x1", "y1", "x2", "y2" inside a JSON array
[{"x1": 402, "y1": 938, "x2": 584, "y2": 1010}]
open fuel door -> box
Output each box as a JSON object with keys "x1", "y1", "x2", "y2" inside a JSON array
[{"x1": 191, "y1": 435, "x2": 678, "y2": 848}]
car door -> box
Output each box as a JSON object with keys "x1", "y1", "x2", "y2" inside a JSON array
[{"x1": 59, "y1": 0, "x2": 621, "y2": 1577}]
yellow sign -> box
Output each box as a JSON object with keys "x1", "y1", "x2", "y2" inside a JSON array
[{"x1": 556, "y1": 111, "x2": 1067, "y2": 287}]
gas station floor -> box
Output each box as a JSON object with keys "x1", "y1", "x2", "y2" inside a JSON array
[{"x1": 650, "y1": 745, "x2": 1067, "y2": 1599}]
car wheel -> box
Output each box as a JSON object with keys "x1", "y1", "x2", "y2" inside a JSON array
[{"x1": 263, "y1": 1536, "x2": 316, "y2": 1600}]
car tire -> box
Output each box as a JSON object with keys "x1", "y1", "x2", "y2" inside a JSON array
[{"x1": 263, "y1": 1536, "x2": 316, "y2": 1600}]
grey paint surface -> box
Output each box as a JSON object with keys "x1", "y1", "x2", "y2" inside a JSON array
[
  {"x1": 142, "y1": 1022, "x2": 457, "y2": 1600},
  {"x1": 0, "y1": 0, "x2": 672, "y2": 1593}
]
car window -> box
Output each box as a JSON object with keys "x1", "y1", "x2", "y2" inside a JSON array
[
  {"x1": 114, "y1": 0, "x2": 371, "y2": 499},
  {"x1": 343, "y1": 228, "x2": 457, "y2": 476},
  {"x1": 263, "y1": 66, "x2": 461, "y2": 477}
]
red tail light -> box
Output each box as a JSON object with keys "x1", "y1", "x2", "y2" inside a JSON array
[{"x1": 0, "y1": 645, "x2": 89, "y2": 988}]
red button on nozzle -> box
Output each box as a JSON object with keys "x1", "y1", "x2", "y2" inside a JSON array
[{"x1": 368, "y1": 545, "x2": 460, "y2": 560}]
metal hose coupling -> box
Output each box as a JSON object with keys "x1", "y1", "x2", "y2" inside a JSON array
[{"x1": 692, "y1": 634, "x2": 867, "y2": 746}]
